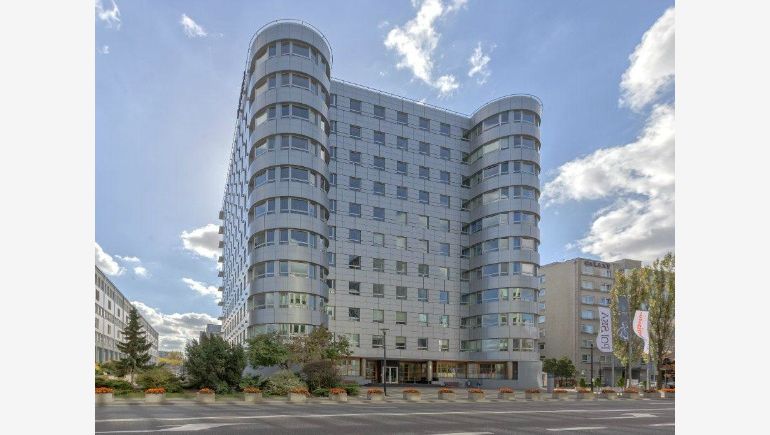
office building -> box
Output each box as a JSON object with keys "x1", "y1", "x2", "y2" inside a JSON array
[
  {"x1": 218, "y1": 20, "x2": 543, "y2": 387},
  {"x1": 200, "y1": 323, "x2": 223, "y2": 340},
  {"x1": 95, "y1": 266, "x2": 159, "y2": 364},
  {"x1": 538, "y1": 258, "x2": 647, "y2": 385}
]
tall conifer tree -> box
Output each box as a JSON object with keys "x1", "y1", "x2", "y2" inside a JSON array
[{"x1": 117, "y1": 307, "x2": 152, "y2": 384}]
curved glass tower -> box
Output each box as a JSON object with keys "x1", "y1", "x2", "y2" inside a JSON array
[{"x1": 220, "y1": 20, "x2": 543, "y2": 388}]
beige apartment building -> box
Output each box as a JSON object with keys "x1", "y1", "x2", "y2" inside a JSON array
[{"x1": 538, "y1": 257, "x2": 648, "y2": 386}]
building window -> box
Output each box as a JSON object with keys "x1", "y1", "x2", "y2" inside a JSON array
[
  {"x1": 372, "y1": 335, "x2": 384, "y2": 348},
  {"x1": 396, "y1": 236, "x2": 407, "y2": 249},
  {"x1": 397, "y1": 136, "x2": 408, "y2": 150},
  {"x1": 395, "y1": 336, "x2": 406, "y2": 350},
  {"x1": 373, "y1": 258, "x2": 385, "y2": 272},
  {"x1": 419, "y1": 166, "x2": 430, "y2": 180},
  {"x1": 581, "y1": 324, "x2": 595, "y2": 334},
  {"x1": 419, "y1": 215, "x2": 429, "y2": 228},
  {"x1": 373, "y1": 156, "x2": 386, "y2": 170},
  {"x1": 350, "y1": 99, "x2": 362, "y2": 113},
  {"x1": 418, "y1": 288, "x2": 428, "y2": 302},
  {"x1": 396, "y1": 311, "x2": 407, "y2": 325},
  {"x1": 397, "y1": 186, "x2": 408, "y2": 199},
  {"x1": 349, "y1": 229, "x2": 361, "y2": 243},
  {"x1": 419, "y1": 117, "x2": 430, "y2": 130},
  {"x1": 581, "y1": 310, "x2": 594, "y2": 320},
  {"x1": 374, "y1": 131, "x2": 385, "y2": 145},
  {"x1": 349, "y1": 176, "x2": 361, "y2": 190},
  {"x1": 581, "y1": 295, "x2": 594, "y2": 304},
  {"x1": 439, "y1": 315, "x2": 449, "y2": 327},
  {"x1": 437, "y1": 218, "x2": 450, "y2": 232},
  {"x1": 418, "y1": 264, "x2": 429, "y2": 277},
  {"x1": 396, "y1": 212, "x2": 407, "y2": 225},
  {"x1": 419, "y1": 190, "x2": 429, "y2": 204},
  {"x1": 440, "y1": 147, "x2": 450, "y2": 160},
  {"x1": 396, "y1": 286, "x2": 407, "y2": 300},
  {"x1": 396, "y1": 261, "x2": 408, "y2": 275},
  {"x1": 349, "y1": 308, "x2": 360, "y2": 321},
  {"x1": 348, "y1": 255, "x2": 361, "y2": 269},
  {"x1": 438, "y1": 339, "x2": 449, "y2": 352},
  {"x1": 440, "y1": 171, "x2": 450, "y2": 184},
  {"x1": 440, "y1": 195, "x2": 450, "y2": 208},
  {"x1": 440, "y1": 291, "x2": 449, "y2": 304},
  {"x1": 419, "y1": 313, "x2": 429, "y2": 326},
  {"x1": 350, "y1": 150, "x2": 362, "y2": 164},
  {"x1": 373, "y1": 232, "x2": 385, "y2": 246},
  {"x1": 438, "y1": 243, "x2": 450, "y2": 256},
  {"x1": 350, "y1": 125, "x2": 362, "y2": 138},
  {"x1": 397, "y1": 111, "x2": 408, "y2": 124},
  {"x1": 419, "y1": 141, "x2": 430, "y2": 155},
  {"x1": 373, "y1": 283, "x2": 385, "y2": 298},
  {"x1": 417, "y1": 338, "x2": 428, "y2": 350},
  {"x1": 440, "y1": 122, "x2": 450, "y2": 135},
  {"x1": 349, "y1": 203, "x2": 361, "y2": 217},
  {"x1": 373, "y1": 309, "x2": 384, "y2": 323},
  {"x1": 373, "y1": 105, "x2": 385, "y2": 119},
  {"x1": 397, "y1": 161, "x2": 407, "y2": 174},
  {"x1": 349, "y1": 281, "x2": 361, "y2": 295}
]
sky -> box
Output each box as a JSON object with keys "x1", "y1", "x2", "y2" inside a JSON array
[{"x1": 95, "y1": 0, "x2": 675, "y2": 351}]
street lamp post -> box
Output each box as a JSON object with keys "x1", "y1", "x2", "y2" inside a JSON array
[
  {"x1": 380, "y1": 328, "x2": 389, "y2": 396},
  {"x1": 590, "y1": 343, "x2": 594, "y2": 392}
]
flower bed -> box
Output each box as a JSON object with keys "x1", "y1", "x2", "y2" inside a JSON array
[
  {"x1": 145, "y1": 387, "x2": 166, "y2": 403},
  {"x1": 367, "y1": 388, "x2": 384, "y2": 401},
  {"x1": 402, "y1": 389, "x2": 421, "y2": 401},
  {"x1": 197, "y1": 388, "x2": 216, "y2": 403},
  {"x1": 552, "y1": 389, "x2": 569, "y2": 400},
  {"x1": 243, "y1": 387, "x2": 263, "y2": 402},
  {"x1": 329, "y1": 387, "x2": 348, "y2": 402},
  {"x1": 525, "y1": 388, "x2": 542, "y2": 400},
  {"x1": 498, "y1": 387, "x2": 515, "y2": 400},
  {"x1": 243, "y1": 387, "x2": 261, "y2": 394},
  {"x1": 600, "y1": 389, "x2": 618, "y2": 400},
  {"x1": 95, "y1": 387, "x2": 114, "y2": 404},
  {"x1": 438, "y1": 388, "x2": 456, "y2": 400},
  {"x1": 288, "y1": 387, "x2": 310, "y2": 403},
  {"x1": 96, "y1": 387, "x2": 114, "y2": 394},
  {"x1": 467, "y1": 388, "x2": 485, "y2": 401}
]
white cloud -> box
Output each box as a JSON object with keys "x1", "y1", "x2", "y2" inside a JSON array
[
  {"x1": 133, "y1": 266, "x2": 149, "y2": 278},
  {"x1": 180, "y1": 14, "x2": 207, "y2": 38},
  {"x1": 182, "y1": 277, "x2": 221, "y2": 302},
  {"x1": 544, "y1": 104, "x2": 674, "y2": 262},
  {"x1": 378, "y1": 20, "x2": 390, "y2": 29},
  {"x1": 97, "y1": 45, "x2": 110, "y2": 55},
  {"x1": 619, "y1": 7, "x2": 675, "y2": 111},
  {"x1": 467, "y1": 42, "x2": 491, "y2": 84},
  {"x1": 132, "y1": 301, "x2": 219, "y2": 352},
  {"x1": 95, "y1": 0, "x2": 121, "y2": 29},
  {"x1": 384, "y1": 0, "x2": 465, "y2": 97},
  {"x1": 180, "y1": 223, "x2": 220, "y2": 260},
  {"x1": 95, "y1": 242, "x2": 124, "y2": 276},
  {"x1": 116, "y1": 255, "x2": 140, "y2": 263}
]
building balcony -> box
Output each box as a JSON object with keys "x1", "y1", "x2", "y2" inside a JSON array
[
  {"x1": 218, "y1": 241, "x2": 225, "y2": 248},
  {"x1": 218, "y1": 255, "x2": 224, "y2": 263},
  {"x1": 218, "y1": 226, "x2": 224, "y2": 234},
  {"x1": 217, "y1": 300, "x2": 223, "y2": 306},
  {"x1": 218, "y1": 286, "x2": 224, "y2": 292},
  {"x1": 219, "y1": 210, "x2": 225, "y2": 220},
  {"x1": 217, "y1": 270, "x2": 224, "y2": 277}
]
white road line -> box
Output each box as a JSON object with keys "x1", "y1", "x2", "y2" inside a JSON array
[
  {"x1": 96, "y1": 423, "x2": 241, "y2": 433},
  {"x1": 96, "y1": 407, "x2": 674, "y2": 423},
  {"x1": 546, "y1": 427, "x2": 607, "y2": 432},
  {"x1": 590, "y1": 412, "x2": 657, "y2": 420},
  {"x1": 431, "y1": 432, "x2": 494, "y2": 435},
  {"x1": 649, "y1": 422, "x2": 675, "y2": 427}
]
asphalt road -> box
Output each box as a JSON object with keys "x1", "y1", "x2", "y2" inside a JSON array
[{"x1": 95, "y1": 398, "x2": 674, "y2": 434}]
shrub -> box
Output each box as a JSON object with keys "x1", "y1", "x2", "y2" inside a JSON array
[
  {"x1": 95, "y1": 387, "x2": 114, "y2": 394},
  {"x1": 95, "y1": 376, "x2": 133, "y2": 392},
  {"x1": 145, "y1": 387, "x2": 166, "y2": 394},
  {"x1": 265, "y1": 370, "x2": 307, "y2": 396},
  {"x1": 578, "y1": 378, "x2": 587, "y2": 388},
  {"x1": 136, "y1": 367, "x2": 182, "y2": 393},
  {"x1": 243, "y1": 387, "x2": 261, "y2": 394},
  {"x1": 499, "y1": 387, "x2": 514, "y2": 394},
  {"x1": 616, "y1": 376, "x2": 626, "y2": 387},
  {"x1": 341, "y1": 383, "x2": 360, "y2": 396},
  {"x1": 198, "y1": 388, "x2": 215, "y2": 394},
  {"x1": 214, "y1": 382, "x2": 233, "y2": 395},
  {"x1": 184, "y1": 335, "x2": 246, "y2": 392},
  {"x1": 601, "y1": 388, "x2": 616, "y2": 394},
  {"x1": 526, "y1": 388, "x2": 541, "y2": 394},
  {"x1": 402, "y1": 389, "x2": 420, "y2": 394},
  {"x1": 100, "y1": 360, "x2": 127, "y2": 377},
  {"x1": 300, "y1": 360, "x2": 341, "y2": 391},
  {"x1": 329, "y1": 387, "x2": 346, "y2": 395},
  {"x1": 367, "y1": 388, "x2": 384, "y2": 395},
  {"x1": 439, "y1": 388, "x2": 455, "y2": 393},
  {"x1": 312, "y1": 388, "x2": 330, "y2": 397},
  {"x1": 239, "y1": 374, "x2": 266, "y2": 390}
]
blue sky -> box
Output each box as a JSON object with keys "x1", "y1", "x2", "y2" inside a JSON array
[{"x1": 95, "y1": 0, "x2": 674, "y2": 350}]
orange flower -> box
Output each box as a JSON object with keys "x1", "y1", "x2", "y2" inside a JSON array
[
  {"x1": 623, "y1": 387, "x2": 639, "y2": 393},
  {"x1": 644, "y1": 388, "x2": 658, "y2": 393},
  {"x1": 402, "y1": 389, "x2": 420, "y2": 394},
  {"x1": 243, "y1": 387, "x2": 261, "y2": 394},
  {"x1": 525, "y1": 388, "x2": 541, "y2": 394},
  {"x1": 289, "y1": 387, "x2": 310, "y2": 395},
  {"x1": 95, "y1": 387, "x2": 113, "y2": 394},
  {"x1": 576, "y1": 387, "x2": 591, "y2": 393},
  {"x1": 498, "y1": 387, "x2": 514, "y2": 393},
  {"x1": 601, "y1": 389, "x2": 616, "y2": 394},
  {"x1": 145, "y1": 387, "x2": 166, "y2": 394},
  {"x1": 329, "y1": 387, "x2": 346, "y2": 395},
  {"x1": 198, "y1": 388, "x2": 215, "y2": 394},
  {"x1": 439, "y1": 388, "x2": 455, "y2": 393},
  {"x1": 553, "y1": 389, "x2": 568, "y2": 393},
  {"x1": 662, "y1": 388, "x2": 675, "y2": 393},
  {"x1": 467, "y1": 388, "x2": 484, "y2": 394},
  {"x1": 367, "y1": 388, "x2": 384, "y2": 394}
]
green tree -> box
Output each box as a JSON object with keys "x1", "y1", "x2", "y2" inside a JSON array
[
  {"x1": 116, "y1": 307, "x2": 153, "y2": 385},
  {"x1": 555, "y1": 357, "x2": 576, "y2": 386},
  {"x1": 184, "y1": 334, "x2": 246, "y2": 393},
  {"x1": 246, "y1": 331, "x2": 290, "y2": 369},
  {"x1": 287, "y1": 327, "x2": 351, "y2": 365},
  {"x1": 136, "y1": 366, "x2": 182, "y2": 392},
  {"x1": 647, "y1": 252, "x2": 675, "y2": 389},
  {"x1": 610, "y1": 268, "x2": 649, "y2": 386},
  {"x1": 542, "y1": 358, "x2": 558, "y2": 376}
]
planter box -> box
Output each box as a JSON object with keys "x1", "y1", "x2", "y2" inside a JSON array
[
  {"x1": 330, "y1": 392, "x2": 348, "y2": 402},
  {"x1": 498, "y1": 392, "x2": 515, "y2": 400},
  {"x1": 196, "y1": 393, "x2": 215, "y2": 403},
  {"x1": 525, "y1": 392, "x2": 542, "y2": 400},
  {"x1": 576, "y1": 392, "x2": 596, "y2": 400},
  {"x1": 288, "y1": 392, "x2": 307, "y2": 403},
  {"x1": 641, "y1": 392, "x2": 659, "y2": 399},
  {"x1": 468, "y1": 392, "x2": 485, "y2": 402},
  {"x1": 403, "y1": 392, "x2": 421, "y2": 401},
  {"x1": 244, "y1": 392, "x2": 263, "y2": 403},
  {"x1": 367, "y1": 393, "x2": 384, "y2": 401},
  {"x1": 551, "y1": 392, "x2": 569, "y2": 400},
  {"x1": 145, "y1": 393, "x2": 166, "y2": 404},
  {"x1": 601, "y1": 392, "x2": 618, "y2": 400},
  {"x1": 438, "y1": 391, "x2": 456, "y2": 400},
  {"x1": 95, "y1": 393, "x2": 114, "y2": 405},
  {"x1": 660, "y1": 391, "x2": 675, "y2": 399}
]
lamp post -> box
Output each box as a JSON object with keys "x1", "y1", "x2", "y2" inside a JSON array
[
  {"x1": 380, "y1": 328, "x2": 389, "y2": 396},
  {"x1": 590, "y1": 343, "x2": 594, "y2": 392}
]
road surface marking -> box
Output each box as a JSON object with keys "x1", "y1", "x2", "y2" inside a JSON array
[
  {"x1": 96, "y1": 423, "x2": 241, "y2": 433},
  {"x1": 431, "y1": 433, "x2": 494, "y2": 435},
  {"x1": 547, "y1": 427, "x2": 607, "y2": 432},
  {"x1": 96, "y1": 407, "x2": 674, "y2": 423},
  {"x1": 649, "y1": 422, "x2": 675, "y2": 427},
  {"x1": 590, "y1": 412, "x2": 657, "y2": 420}
]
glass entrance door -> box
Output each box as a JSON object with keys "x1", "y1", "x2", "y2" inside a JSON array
[{"x1": 386, "y1": 366, "x2": 398, "y2": 383}]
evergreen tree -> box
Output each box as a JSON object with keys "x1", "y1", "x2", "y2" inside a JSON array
[
  {"x1": 184, "y1": 334, "x2": 246, "y2": 393},
  {"x1": 116, "y1": 307, "x2": 152, "y2": 385},
  {"x1": 647, "y1": 253, "x2": 675, "y2": 389}
]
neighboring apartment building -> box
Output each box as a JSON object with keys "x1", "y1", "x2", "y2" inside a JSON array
[
  {"x1": 200, "y1": 323, "x2": 223, "y2": 340},
  {"x1": 218, "y1": 20, "x2": 543, "y2": 387},
  {"x1": 538, "y1": 258, "x2": 646, "y2": 386},
  {"x1": 95, "y1": 266, "x2": 159, "y2": 364}
]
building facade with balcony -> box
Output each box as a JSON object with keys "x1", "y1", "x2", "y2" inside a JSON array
[
  {"x1": 95, "y1": 266, "x2": 159, "y2": 364},
  {"x1": 538, "y1": 258, "x2": 645, "y2": 386},
  {"x1": 218, "y1": 20, "x2": 544, "y2": 387}
]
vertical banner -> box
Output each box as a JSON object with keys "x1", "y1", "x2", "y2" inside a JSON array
[
  {"x1": 617, "y1": 296, "x2": 630, "y2": 341},
  {"x1": 633, "y1": 310, "x2": 650, "y2": 354},
  {"x1": 596, "y1": 306, "x2": 613, "y2": 352}
]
